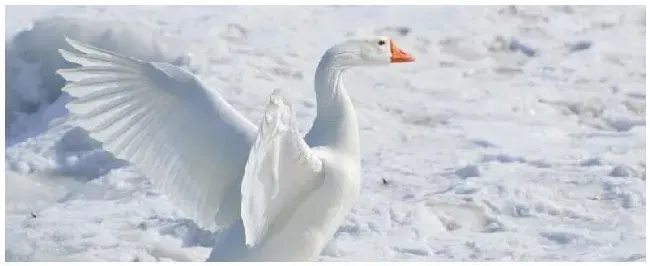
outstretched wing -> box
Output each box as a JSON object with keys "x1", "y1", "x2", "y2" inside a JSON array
[
  {"x1": 58, "y1": 37, "x2": 257, "y2": 231},
  {"x1": 240, "y1": 89, "x2": 324, "y2": 247}
]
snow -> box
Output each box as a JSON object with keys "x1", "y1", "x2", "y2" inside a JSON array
[
  {"x1": 5, "y1": 15, "x2": 192, "y2": 129},
  {"x1": 4, "y1": 5, "x2": 646, "y2": 262}
]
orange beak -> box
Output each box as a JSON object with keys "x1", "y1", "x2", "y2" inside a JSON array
[{"x1": 390, "y1": 39, "x2": 415, "y2": 63}]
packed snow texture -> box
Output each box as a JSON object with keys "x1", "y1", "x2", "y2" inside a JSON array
[{"x1": 4, "y1": 5, "x2": 646, "y2": 262}]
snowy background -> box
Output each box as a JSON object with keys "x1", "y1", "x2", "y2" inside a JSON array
[{"x1": 4, "y1": 5, "x2": 646, "y2": 262}]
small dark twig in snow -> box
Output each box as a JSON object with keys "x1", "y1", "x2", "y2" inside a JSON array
[
  {"x1": 509, "y1": 38, "x2": 537, "y2": 57},
  {"x1": 568, "y1": 40, "x2": 593, "y2": 53}
]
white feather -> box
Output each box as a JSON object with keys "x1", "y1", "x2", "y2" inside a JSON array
[
  {"x1": 240, "y1": 89, "x2": 324, "y2": 247},
  {"x1": 58, "y1": 37, "x2": 257, "y2": 231}
]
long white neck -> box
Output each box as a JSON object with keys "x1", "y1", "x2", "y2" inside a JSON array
[{"x1": 304, "y1": 49, "x2": 360, "y2": 159}]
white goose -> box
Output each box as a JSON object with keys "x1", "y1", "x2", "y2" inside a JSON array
[{"x1": 58, "y1": 36, "x2": 414, "y2": 261}]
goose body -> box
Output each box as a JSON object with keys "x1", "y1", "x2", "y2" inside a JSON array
[{"x1": 58, "y1": 36, "x2": 414, "y2": 261}]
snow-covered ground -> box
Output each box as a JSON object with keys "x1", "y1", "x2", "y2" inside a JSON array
[{"x1": 4, "y1": 5, "x2": 646, "y2": 262}]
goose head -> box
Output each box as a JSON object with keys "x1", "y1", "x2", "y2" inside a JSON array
[{"x1": 323, "y1": 36, "x2": 415, "y2": 68}]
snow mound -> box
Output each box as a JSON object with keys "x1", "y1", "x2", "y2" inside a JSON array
[
  {"x1": 5, "y1": 16, "x2": 216, "y2": 262},
  {"x1": 5, "y1": 16, "x2": 192, "y2": 129}
]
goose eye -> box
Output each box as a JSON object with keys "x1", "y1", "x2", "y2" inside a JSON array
[{"x1": 377, "y1": 40, "x2": 386, "y2": 46}]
